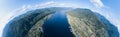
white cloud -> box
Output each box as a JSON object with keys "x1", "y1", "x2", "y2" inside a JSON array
[
  {"x1": 35, "y1": 1, "x2": 80, "y2": 8},
  {"x1": 0, "y1": 1, "x2": 87, "y2": 37},
  {"x1": 0, "y1": 4, "x2": 30, "y2": 37},
  {"x1": 35, "y1": 1, "x2": 56, "y2": 7},
  {"x1": 1, "y1": 0, "x2": 120, "y2": 37},
  {"x1": 90, "y1": 0, "x2": 120, "y2": 32},
  {"x1": 0, "y1": 13, "x2": 14, "y2": 37},
  {"x1": 90, "y1": 0, "x2": 104, "y2": 8},
  {"x1": 91, "y1": 8, "x2": 120, "y2": 34}
]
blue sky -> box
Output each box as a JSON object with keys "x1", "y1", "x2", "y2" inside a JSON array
[{"x1": 0, "y1": 0, "x2": 120, "y2": 37}]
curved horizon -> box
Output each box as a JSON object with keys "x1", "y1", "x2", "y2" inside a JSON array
[{"x1": 0, "y1": 0, "x2": 120, "y2": 37}]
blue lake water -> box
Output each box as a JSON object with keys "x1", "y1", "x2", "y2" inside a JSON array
[{"x1": 43, "y1": 12, "x2": 74, "y2": 37}]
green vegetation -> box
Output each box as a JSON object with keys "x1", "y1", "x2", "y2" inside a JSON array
[
  {"x1": 66, "y1": 8, "x2": 109, "y2": 37},
  {"x1": 4, "y1": 8, "x2": 55, "y2": 37},
  {"x1": 3, "y1": 7, "x2": 119, "y2": 37}
]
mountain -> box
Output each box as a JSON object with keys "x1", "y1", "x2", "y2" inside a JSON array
[
  {"x1": 66, "y1": 8, "x2": 119, "y2": 37},
  {"x1": 3, "y1": 7, "x2": 119, "y2": 37}
]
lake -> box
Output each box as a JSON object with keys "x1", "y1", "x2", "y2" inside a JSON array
[{"x1": 43, "y1": 11, "x2": 74, "y2": 37}]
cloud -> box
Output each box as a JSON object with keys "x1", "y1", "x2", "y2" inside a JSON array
[
  {"x1": 0, "y1": 13, "x2": 14, "y2": 37},
  {"x1": 35, "y1": 1, "x2": 80, "y2": 8},
  {"x1": 0, "y1": 4, "x2": 30, "y2": 37},
  {"x1": 36, "y1": 1, "x2": 56, "y2": 7},
  {"x1": 93, "y1": 9, "x2": 120, "y2": 34},
  {"x1": 0, "y1": 1, "x2": 81, "y2": 37},
  {"x1": 90, "y1": 0, "x2": 104, "y2": 8}
]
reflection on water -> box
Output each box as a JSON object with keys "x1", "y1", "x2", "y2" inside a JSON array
[{"x1": 43, "y1": 12, "x2": 74, "y2": 37}]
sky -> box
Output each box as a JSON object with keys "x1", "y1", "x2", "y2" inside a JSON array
[{"x1": 0, "y1": 0, "x2": 120, "y2": 37}]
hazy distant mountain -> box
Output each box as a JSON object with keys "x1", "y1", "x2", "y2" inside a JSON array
[{"x1": 3, "y1": 7, "x2": 119, "y2": 37}]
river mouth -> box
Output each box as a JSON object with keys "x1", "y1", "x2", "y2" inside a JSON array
[{"x1": 43, "y1": 12, "x2": 74, "y2": 37}]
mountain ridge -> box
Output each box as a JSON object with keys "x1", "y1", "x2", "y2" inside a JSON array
[{"x1": 3, "y1": 7, "x2": 119, "y2": 37}]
